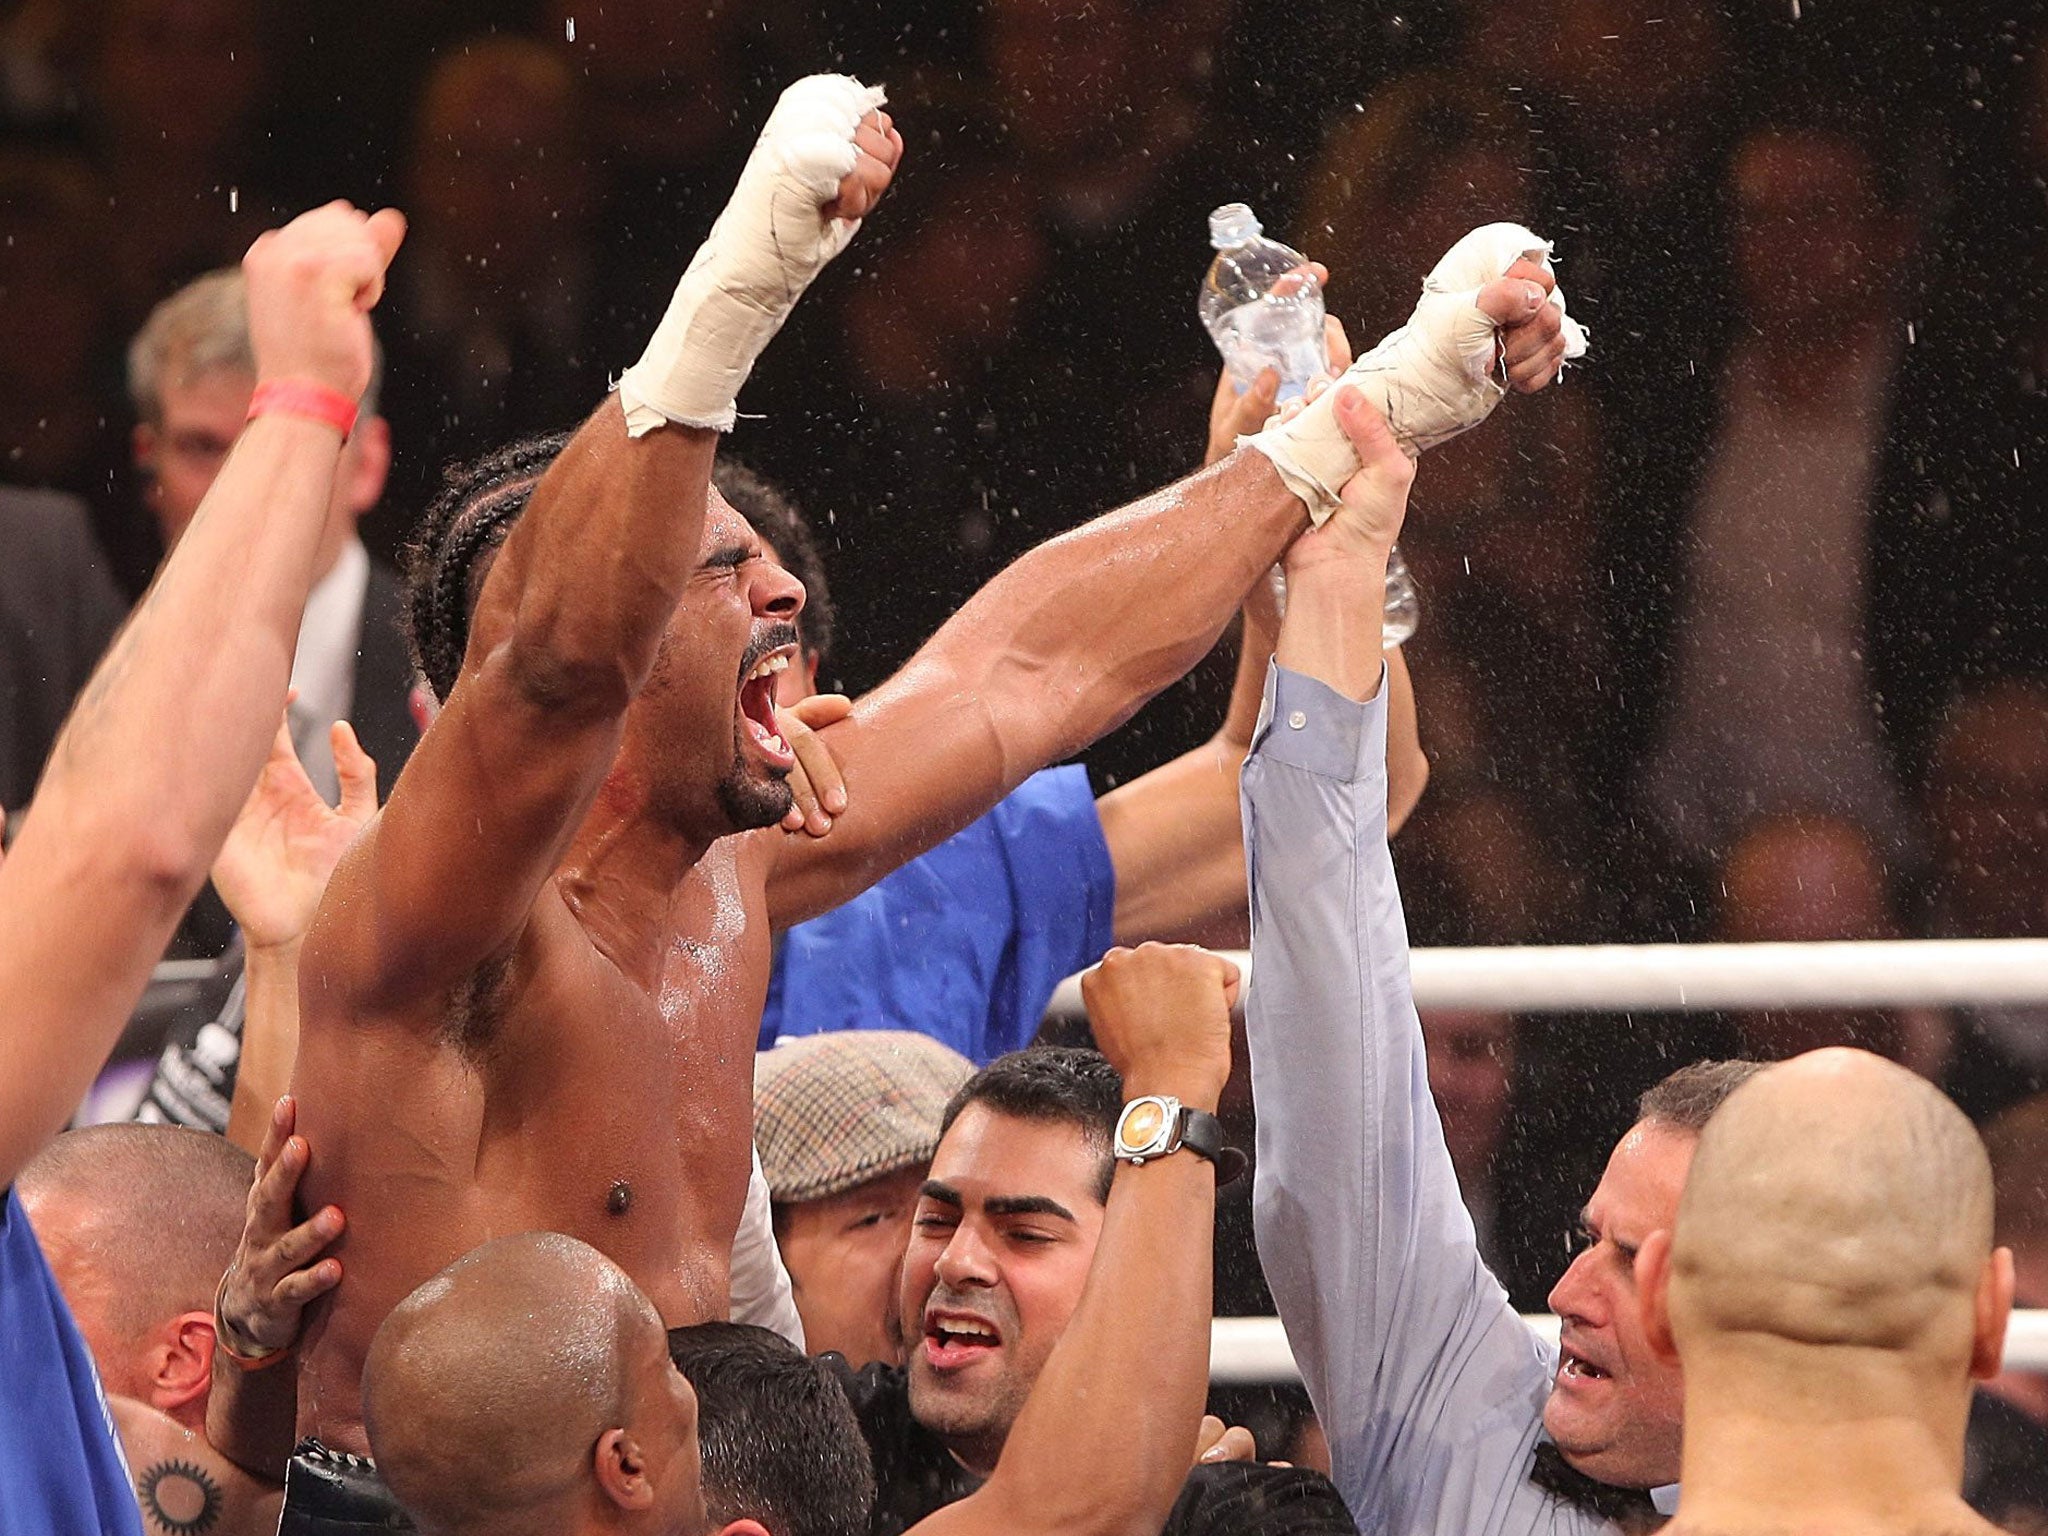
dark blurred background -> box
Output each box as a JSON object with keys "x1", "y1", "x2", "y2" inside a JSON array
[{"x1": 10, "y1": 0, "x2": 2048, "y2": 1309}]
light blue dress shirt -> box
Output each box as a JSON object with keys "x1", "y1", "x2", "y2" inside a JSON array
[{"x1": 1241, "y1": 664, "x2": 1621, "y2": 1536}]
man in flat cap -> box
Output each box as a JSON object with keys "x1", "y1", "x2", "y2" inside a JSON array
[{"x1": 755, "y1": 1031, "x2": 975, "y2": 1365}]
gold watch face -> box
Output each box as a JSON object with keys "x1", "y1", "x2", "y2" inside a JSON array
[{"x1": 1120, "y1": 1099, "x2": 1169, "y2": 1152}]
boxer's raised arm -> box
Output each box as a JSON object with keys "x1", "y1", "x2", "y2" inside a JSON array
[
  {"x1": 765, "y1": 238, "x2": 1556, "y2": 927},
  {"x1": 764, "y1": 449, "x2": 1309, "y2": 924},
  {"x1": 0, "y1": 203, "x2": 401, "y2": 1187},
  {"x1": 314, "y1": 80, "x2": 899, "y2": 1003},
  {"x1": 311, "y1": 410, "x2": 721, "y2": 1001}
]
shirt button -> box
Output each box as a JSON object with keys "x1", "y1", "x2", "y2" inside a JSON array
[{"x1": 1287, "y1": 710, "x2": 1307, "y2": 729}]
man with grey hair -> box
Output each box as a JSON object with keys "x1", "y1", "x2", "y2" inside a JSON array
[
  {"x1": 1237, "y1": 368, "x2": 1776, "y2": 1530},
  {"x1": 126, "y1": 267, "x2": 420, "y2": 1134},
  {"x1": 128, "y1": 266, "x2": 416, "y2": 804},
  {"x1": 1639, "y1": 1048, "x2": 2014, "y2": 1535}
]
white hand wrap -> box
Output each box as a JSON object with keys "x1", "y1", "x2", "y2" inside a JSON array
[
  {"x1": 1250, "y1": 221, "x2": 1590, "y2": 523},
  {"x1": 617, "y1": 74, "x2": 887, "y2": 435}
]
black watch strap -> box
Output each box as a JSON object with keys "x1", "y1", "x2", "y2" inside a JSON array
[{"x1": 1177, "y1": 1107, "x2": 1247, "y2": 1186}]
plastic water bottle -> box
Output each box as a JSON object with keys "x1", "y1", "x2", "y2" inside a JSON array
[
  {"x1": 1381, "y1": 545, "x2": 1420, "y2": 647},
  {"x1": 1269, "y1": 545, "x2": 1422, "y2": 649},
  {"x1": 1199, "y1": 203, "x2": 1326, "y2": 403}
]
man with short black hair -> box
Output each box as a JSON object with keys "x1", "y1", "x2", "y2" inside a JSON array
[
  {"x1": 668, "y1": 1322, "x2": 877, "y2": 1536},
  {"x1": 365, "y1": 934, "x2": 1255, "y2": 1536},
  {"x1": 831, "y1": 1043, "x2": 1358, "y2": 1536}
]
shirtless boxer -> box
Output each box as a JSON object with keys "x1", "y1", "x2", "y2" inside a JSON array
[{"x1": 260, "y1": 76, "x2": 1573, "y2": 1495}]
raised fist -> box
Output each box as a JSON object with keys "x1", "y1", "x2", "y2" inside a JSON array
[
  {"x1": 242, "y1": 201, "x2": 407, "y2": 404},
  {"x1": 618, "y1": 74, "x2": 903, "y2": 435},
  {"x1": 1081, "y1": 942, "x2": 1239, "y2": 1110}
]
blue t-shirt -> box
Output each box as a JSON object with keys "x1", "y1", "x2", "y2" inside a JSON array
[
  {"x1": 0, "y1": 1187, "x2": 142, "y2": 1536},
  {"x1": 761, "y1": 767, "x2": 1117, "y2": 1064}
]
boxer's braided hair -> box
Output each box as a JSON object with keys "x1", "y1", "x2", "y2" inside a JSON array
[{"x1": 402, "y1": 430, "x2": 572, "y2": 704}]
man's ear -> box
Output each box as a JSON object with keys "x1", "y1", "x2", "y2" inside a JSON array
[
  {"x1": 713, "y1": 1523, "x2": 774, "y2": 1536},
  {"x1": 145, "y1": 1311, "x2": 217, "y2": 1414},
  {"x1": 593, "y1": 1427, "x2": 654, "y2": 1511},
  {"x1": 1637, "y1": 1228, "x2": 1680, "y2": 1366},
  {"x1": 1971, "y1": 1246, "x2": 2017, "y2": 1382}
]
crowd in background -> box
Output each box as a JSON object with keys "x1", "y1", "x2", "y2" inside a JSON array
[{"x1": 5, "y1": 3, "x2": 2048, "y2": 1522}]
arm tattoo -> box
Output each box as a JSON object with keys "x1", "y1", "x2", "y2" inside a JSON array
[{"x1": 137, "y1": 1458, "x2": 224, "y2": 1536}]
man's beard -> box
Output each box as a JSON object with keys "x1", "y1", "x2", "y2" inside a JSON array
[{"x1": 715, "y1": 750, "x2": 794, "y2": 832}]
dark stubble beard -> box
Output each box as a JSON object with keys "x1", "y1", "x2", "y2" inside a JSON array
[
  {"x1": 718, "y1": 620, "x2": 802, "y2": 831},
  {"x1": 716, "y1": 750, "x2": 793, "y2": 831}
]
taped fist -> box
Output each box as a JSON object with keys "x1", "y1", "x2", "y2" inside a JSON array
[
  {"x1": 1252, "y1": 222, "x2": 1587, "y2": 523},
  {"x1": 619, "y1": 74, "x2": 903, "y2": 435}
]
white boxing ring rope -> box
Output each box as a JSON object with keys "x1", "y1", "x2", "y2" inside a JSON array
[
  {"x1": 1211, "y1": 1310, "x2": 2048, "y2": 1380},
  {"x1": 1043, "y1": 940, "x2": 2048, "y2": 1376},
  {"x1": 1047, "y1": 937, "x2": 2048, "y2": 1016}
]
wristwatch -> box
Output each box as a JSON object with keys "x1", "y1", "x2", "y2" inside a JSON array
[{"x1": 1113, "y1": 1096, "x2": 1246, "y2": 1185}]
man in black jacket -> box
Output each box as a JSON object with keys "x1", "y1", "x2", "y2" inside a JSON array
[{"x1": 0, "y1": 487, "x2": 126, "y2": 815}]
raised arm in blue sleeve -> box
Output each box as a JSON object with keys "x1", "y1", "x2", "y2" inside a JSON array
[{"x1": 1241, "y1": 663, "x2": 1602, "y2": 1536}]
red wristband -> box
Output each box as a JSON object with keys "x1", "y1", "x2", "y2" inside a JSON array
[
  {"x1": 247, "y1": 378, "x2": 358, "y2": 440},
  {"x1": 213, "y1": 1270, "x2": 292, "y2": 1371}
]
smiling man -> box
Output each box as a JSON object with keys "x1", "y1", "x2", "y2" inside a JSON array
[{"x1": 826, "y1": 1046, "x2": 1357, "y2": 1536}]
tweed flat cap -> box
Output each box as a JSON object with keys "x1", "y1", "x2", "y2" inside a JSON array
[{"x1": 754, "y1": 1031, "x2": 976, "y2": 1204}]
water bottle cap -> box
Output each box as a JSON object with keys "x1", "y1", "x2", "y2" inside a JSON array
[{"x1": 1208, "y1": 203, "x2": 1263, "y2": 250}]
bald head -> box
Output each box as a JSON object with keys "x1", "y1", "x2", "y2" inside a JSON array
[
  {"x1": 1668, "y1": 1049, "x2": 1994, "y2": 1360},
  {"x1": 18, "y1": 1125, "x2": 253, "y2": 1378},
  {"x1": 364, "y1": 1233, "x2": 707, "y2": 1536}
]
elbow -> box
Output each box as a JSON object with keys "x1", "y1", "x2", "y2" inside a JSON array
[
  {"x1": 63, "y1": 798, "x2": 212, "y2": 923},
  {"x1": 1385, "y1": 747, "x2": 1429, "y2": 837},
  {"x1": 494, "y1": 633, "x2": 637, "y2": 723}
]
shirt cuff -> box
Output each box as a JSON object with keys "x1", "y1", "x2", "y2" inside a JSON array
[{"x1": 1249, "y1": 661, "x2": 1388, "y2": 784}]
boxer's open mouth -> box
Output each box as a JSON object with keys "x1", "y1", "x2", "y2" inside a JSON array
[
  {"x1": 738, "y1": 646, "x2": 795, "y2": 763},
  {"x1": 1556, "y1": 1344, "x2": 1611, "y2": 1386}
]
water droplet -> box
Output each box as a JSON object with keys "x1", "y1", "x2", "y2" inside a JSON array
[{"x1": 565, "y1": 15, "x2": 575, "y2": 40}]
